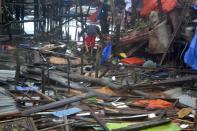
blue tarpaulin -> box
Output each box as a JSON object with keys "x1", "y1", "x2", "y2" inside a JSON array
[
  {"x1": 52, "y1": 108, "x2": 81, "y2": 117},
  {"x1": 64, "y1": 0, "x2": 73, "y2": 6},
  {"x1": 101, "y1": 42, "x2": 112, "y2": 63},
  {"x1": 16, "y1": 86, "x2": 39, "y2": 91},
  {"x1": 193, "y1": 5, "x2": 197, "y2": 10},
  {"x1": 184, "y1": 32, "x2": 197, "y2": 70}
]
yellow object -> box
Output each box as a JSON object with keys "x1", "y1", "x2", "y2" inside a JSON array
[{"x1": 119, "y1": 53, "x2": 127, "y2": 58}]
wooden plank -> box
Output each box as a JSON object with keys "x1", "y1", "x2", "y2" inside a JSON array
[
  {"x1": 88, "y1": 107, "x2": 110, "y2": 131},
  {"x1": 112, "y1": 119, "x2": 171, "y2": 131},
  {"x1": 21, "y1": 93, "x2": 94, "y2": 116},
  {"x1": 127, "y1": 76, "x2": 197, "y2": 88}
]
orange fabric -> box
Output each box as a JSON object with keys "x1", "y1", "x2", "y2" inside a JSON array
[
  {"x1": 121, "y1": 57, "x2": 145, "y2": 65},
  {"x1": 134, "y1": 99, "x2": 173, "y2": 109},
  {"x1": 140, "y1": 0, "x2": 177, "y2": 16},
  {"x1": 88, "y1": 11, "x2": 98, "y2": 22}
]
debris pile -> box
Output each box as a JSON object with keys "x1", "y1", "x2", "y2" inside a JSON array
[{"x1": 0, "y1": 0, "x2": 197, "y2": 130}]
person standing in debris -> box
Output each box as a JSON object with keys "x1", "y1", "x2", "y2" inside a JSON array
[
  {"x1": 97, "y1": 0, "x2": 109, "y2": 35},
  {"x1": 124, "y1": 0, "x2": 132, "y2": 29},
  {"x1": 79, "y1": 22, "x2": 100, "y2": 54}
]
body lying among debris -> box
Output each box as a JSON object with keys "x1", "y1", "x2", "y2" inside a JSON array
[{"x1": 0, "y1": 0, "x2": 197, "y2": 130}]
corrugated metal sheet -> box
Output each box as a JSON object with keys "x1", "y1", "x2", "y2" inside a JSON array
[
  {"x1": 0, "y1": 70, "x2": 15, "y2": 81},
  {"x1": 0, "y1": 87, "x2": 18, "y2": 115}
]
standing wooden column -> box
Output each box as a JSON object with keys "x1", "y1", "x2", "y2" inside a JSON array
[
  {"x1": 81, "y1": 50, "x2": 84, "y2": 75},
  {"x1": 194, "y1": 100, "x2": 197, "y2": 130},
  {"x1": 110, "y1": 0, "x2": 115, "y2": 31},
  {"x1": 79, "y1": 0, "x2": 85, "y2": 75},
  {"x1": 41, "y1": 67, "x2": 45, "y2": 94},
  {"x1": 15, "y1": 46, "x2": 20, "y2": 86},
  {"x1": 95, "y1": 46, "x2": 101, "y2": 78},
  {"x1": 0, "y1": 0, "x2": 2, "y2": 23},
  {"x1": 0, "y1": 0, "x2": 2, "y2": 15},
  {"x1": 157, "y1": 0, "x2": 163, "y2": 21}
]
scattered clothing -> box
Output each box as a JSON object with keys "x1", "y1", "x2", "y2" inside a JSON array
[
  {"x1": 121, "y1": 57, "x2": 145, "y2": 65},
  {"x1": 134, "y1": 99, "x2": 173, "y2": 109}
]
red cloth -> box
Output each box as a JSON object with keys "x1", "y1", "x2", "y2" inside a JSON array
[
  {"x1": 133, "y1": 99, "x2": 173, "y2": 109},
  {"x1": 85, "y1": 36, "x2": 96, "y2": 48},
  {"x1": 140, "y1": 0, "x2": 177, "y2": 16},
  {"x1": 121, "y1": 57, "x2": 145, "y2": 65}
]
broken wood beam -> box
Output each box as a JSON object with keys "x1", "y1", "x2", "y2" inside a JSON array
[
  {"x1": 132, "y1": 90, "x2": 164, "y2": 99},
  {"x1": 112, "y1": 119, "x2": 171, "y2": 131},
  {"x1": 57, "y1": 72, "x2": 121, "y2": 90},
  {"x1": 48, "y1": 73, "x2": 112, "y2": 99},
  {"x1": 35, "y1": 91, "x2": 55, "y2": 102},
  {"x1": 42, "y1": 50, "x2": 77, "y2": 59},
  {"x1": 118, "y1": 29, "x2": 149, "y2": 46},
  {"x1": 126, "y1": 65, "x2": 197, "y2": 74},
  {"x1": 39, "y1": 123, "x2": 70, "y2": 131},
  {"x1": 88, "y1": 107, "x2": 110, "y2": 131},
  {"x1": 24, "y1": 67, "x2": 121, "y2": 90},
  {"x1": 21, "y1": 93, "x2": 94, "y2": 116},
  {"x1": 0, "y1": 112, "x2": 21, "y2": 119},
  {"x1": 127, "y1": 76, "x2": 197, "y2": 88}
]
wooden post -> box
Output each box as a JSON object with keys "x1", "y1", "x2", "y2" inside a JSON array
[
  {"x1": 2, "y1": 0, "x2": 12, "y2": 39},
  {"x1": 194, "y1": 100, "x2": 197, "y2": 130},
  {"x1": 81, "y1": 51, "x2": 84, "y2": 75},
  {"x1": 41, "y1": 67, "x2": 45, "y2": 94},
  {"x1": 67, "y1": 58, "x2": 71, "y2": 93},
  {"x1": 21, "y1": 93, "x2": 95, "y2": 115},
  {"x1": 0, "y1": 0, "x2": 2, "y2": 15},
  {"x1": 157, "y1": 0, "x2": 163, "y2": 21},
  {"x1": 95, "y1": 46, "x2": 101, "y2": 78},
  {"x1": 109, "y1": 0, "x2": 116, "y2": 32},
  {"x1": 79, "y1": 0, "x2": 85, "y2": 75},
  {"x1": 88, "y1": 107, "x2": 110, "y2": 131},
  {"x1": 15, "y1": 47, "x2": 20, "y2": 86}
]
